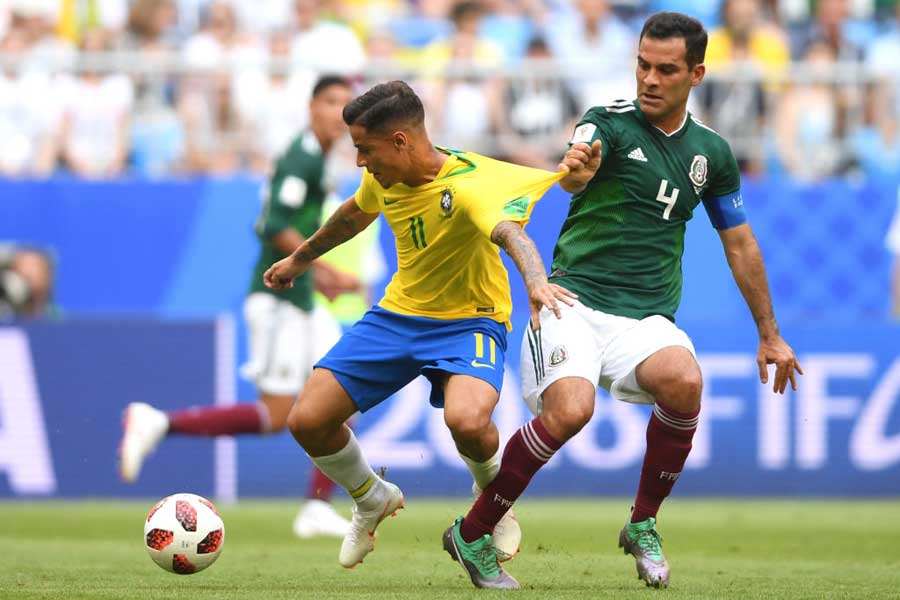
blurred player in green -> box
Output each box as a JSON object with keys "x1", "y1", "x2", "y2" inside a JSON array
[
  {"x1": 119, "y1": 75, "x2": 361, "y2": 538},
  {"x1": 446, "y1": 12, "x2": 804, "y2": 589}
]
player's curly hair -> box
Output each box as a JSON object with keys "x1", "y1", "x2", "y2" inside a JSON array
[
  {"x1": 342, "y1": 80, "x2": 425, "y2": 132},
  {"x1": 640, "y1": 12, "x2": 708, "y2": 69}
]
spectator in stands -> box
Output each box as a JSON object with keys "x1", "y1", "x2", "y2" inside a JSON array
[
  {"x1": 544, "y1": 0, "x2": 635, "y2": 110},
  {"x1": 234, "y1": 29, "x2": 317, "y2": 170},
  {"x1": 17, "y1": 3, "x2": 76, "y2": 73},
  {"x1": 290, "y1": 0, "x2": 366, "y2": 76},
  {"x1": 773, "y1": 39, "x2": 849, "y2": 181},
  {"x1": 178, "y1": 1, "x2": 262, "y2": 173},
  {"x1": 180, "y1": 0, "x2": 262, "y2": 68},
  {"x1": 887, "y1": 193, "x2": 900, "y2": 318},
  {"x1": 0, "y1": 24, "x2": 60, "y2": 177},
  {"x1": 0, "y1": 244, "x2": 55, "y2": 320},
  {"x1": 479, "y1": 0, "x2": 543, "y2": 64},
  {"x1": 866, "y1": 0, "x2": 900, "y2": 121},
  {"x1": 121, "y1": 0, "x2": 186, "y2": 177},
  {"x1": 851, "y1": 83, "x2": 900, "y2": 179},
  {"x1": 791, "y1": 0, "x2": 863, "y2": 61},
  {"x1": 387, "y1": 0, "x2": 453, "y2": 49},
  {"x1": 700, "y1": 0, "x2": 789, "y2": 174},
  {"x1": 495, "y1": 36, "x2": 580, "y2": 169},
  {"x1": 707, "y1": 0, "x2": 789, "y2": 71},
  {"x1": 421, "y1": 1, "x2": 503, "y2": 154},
  {"x1": 58, "y1": 28, "x2": 134, "y2": 178},
  {"x1": 120, "y1": 0, "x2": 179, "y2": 52}
]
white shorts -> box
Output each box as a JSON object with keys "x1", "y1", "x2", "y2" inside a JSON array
[
  {"x1": 520, "y1": 299, "x2": 696, "y2": 415},
  {"x1": 240, "y1": 292, "x2": 342, "y2": 396}
]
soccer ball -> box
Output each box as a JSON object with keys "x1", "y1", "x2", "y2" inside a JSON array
[{"x1": 143, "y1": 493, "x2": 225, "y2": 574}]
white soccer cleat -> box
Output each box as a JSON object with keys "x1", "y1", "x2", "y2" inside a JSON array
[
  {"x1": 338, "y1": 480, "x2": 404, "y2": 568},
  {"x1": 118, "y1": 402, "x2": 169, "y2": 483},
  {"x1": 293, "y1": 499, "x2": 351, "y2": 539},
  {"x1": 474, "y1": 483, "x2": 521, "y2": 562}
]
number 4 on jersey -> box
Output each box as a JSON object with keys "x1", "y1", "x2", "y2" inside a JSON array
[{"x1": 655, "y1": 179, "x2": 679, "y2": 220}]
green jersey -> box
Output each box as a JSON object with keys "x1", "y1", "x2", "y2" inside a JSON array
[
  {"x1": 550, "y1": 99, "x2": 743, "y2": 321},
  {"x1": 249, "y1": 131, "x2": 328, "y2": 311}
]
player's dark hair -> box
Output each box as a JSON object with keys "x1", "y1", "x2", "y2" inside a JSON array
[
  {"x1": 311, "y1": 75, "x2": 351, "y2": 98},
  {"x1": 342, "y1": 80, "x2": 425, "y2": 132},
  {"x1": 640, "y1": 12, "x2": 708, "y2": 68}
]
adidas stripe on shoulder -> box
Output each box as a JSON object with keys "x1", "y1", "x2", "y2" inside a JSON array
[{"x1": 604, "y1": 99, "x2": 636, "y2": 114}]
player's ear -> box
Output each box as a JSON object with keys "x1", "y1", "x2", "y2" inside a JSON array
[
  {"x1": 392, "y1": 131, "x2": 409, "y2": 151},
  {"x1": 691, "y1": 63, "x2": 706, "y2": 87}
]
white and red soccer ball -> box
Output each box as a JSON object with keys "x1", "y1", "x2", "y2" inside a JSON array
[{"x1": 144, "y1": 493, "x2": 225, "y2": 574}]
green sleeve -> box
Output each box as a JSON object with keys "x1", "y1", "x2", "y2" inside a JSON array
[
  {"x1": 258, "y1": 158, "x2": 316, "y2": 238},
  {"x1": 706, "y1": 139, "x2": 742, "y2": 198}
]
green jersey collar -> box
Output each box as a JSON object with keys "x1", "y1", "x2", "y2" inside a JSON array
[
  {"x1": 435, "y1": 146, "x2": 477, "y2": 177},
  {"x1": 633, "y1": 101, "x2": 691, "y2": 139}
]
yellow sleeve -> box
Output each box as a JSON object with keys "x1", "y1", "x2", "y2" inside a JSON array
[
  {"x1": 353, "y1": 171, "x2": 382, "y2": 214},
  {"x1": 465, "y1": 165, "x2": 564, "y2": 239}
]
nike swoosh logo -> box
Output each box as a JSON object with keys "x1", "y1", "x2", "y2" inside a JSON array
[
  {"x1": 384, "y1": 197, "x2": 399, "y2": 205},
  {"x1": 470, "y1": 360, "x2": 495, "y2": 369}
]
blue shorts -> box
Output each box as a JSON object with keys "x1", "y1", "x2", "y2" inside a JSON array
[{"x1": 315, "y1": 306, "x2": 508, "y2": 412}]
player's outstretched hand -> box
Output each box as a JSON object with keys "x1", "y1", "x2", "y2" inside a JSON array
[
  {"x1": 527, "y1": 282, "x2": 578, "y2": 330},
  {"x1": 757, "y1": 335, "x2": 803, "y2": 394},
  {"x1": 264, "y1": 255, "x2": 309, "y2": 290},
  {"x1": 558, "y1": 140, "x2": 602, "y2": 192}
]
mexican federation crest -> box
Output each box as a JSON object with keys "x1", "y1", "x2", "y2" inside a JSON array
[
  {"x1": 440, "y1": 187, "x2": 454, "y2": 217},
  {"x1": 689, "y1": 155, "x2": 708, "y2": 190}
]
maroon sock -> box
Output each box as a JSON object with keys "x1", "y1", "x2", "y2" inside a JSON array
[
  {"x1": 460, "y1": 418, "x2": 562, "y2": 542},
  {"x1": 307, "y1": 467, "x2": 337, "y2": 501},
  {"x1": 631, "y1": 402, "x2": 699, "y2": 523},
  {"x1": 167, "y1": 404, "x2": 265, "y2": 436}
]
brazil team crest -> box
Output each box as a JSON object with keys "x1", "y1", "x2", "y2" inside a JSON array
[
  {"x1": 689, "y1": 155, "x2": 708, "y2": 188},
  {"x1": 440, "y1": 187, "x2": 454, "y2": 217}
]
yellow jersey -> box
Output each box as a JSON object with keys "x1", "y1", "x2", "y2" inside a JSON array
[{"x1": 354, "y1": 148, "x2": 564, "y2": 328}]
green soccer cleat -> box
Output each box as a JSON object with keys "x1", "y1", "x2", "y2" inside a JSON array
[
  {"x1": 618, "y1": 517, "x2": 670, "y2": 588},
  {"x1": 442, "y1": 516, "x2": 520, "y2": 590}
]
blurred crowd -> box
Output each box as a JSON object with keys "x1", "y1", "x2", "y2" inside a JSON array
[{"x1": 0, "y1": 0, "x2": 899, "y2": 180}]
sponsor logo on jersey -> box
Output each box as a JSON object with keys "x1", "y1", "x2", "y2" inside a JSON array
[
  {"x1": 549, "y1": 345, "x2": 568, "y2": 366},
  {"x1": 570, "y1": 123, "x2": 597, "y2": 144},
  {"x1": 384, "y1": 196, "x2": 400, "y2": 206},
  {"x1": 476, "y1": 306, "x2": 495, "y2": 313},
  {"x1": 627, "y1": 147, "x2": 648, "y2": 162},
  {"x1": 439, "y1": 187, "x2": 453, "y2": 217},
  {"x1": 689, "y1": 155, "x2": 708, "y2": 189}
]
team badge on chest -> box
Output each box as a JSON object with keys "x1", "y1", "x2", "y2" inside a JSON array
[
  {"x1": 689, "y1": 155, "x2": 708, "y2": 192},
  {"x1": 440, "y1": 187, "x2": 454, "y2": 217}
]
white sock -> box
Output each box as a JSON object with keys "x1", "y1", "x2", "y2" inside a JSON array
[
  {"x1": 459, "y1": 448, "x2": 501, "y2": 491},
  {"x1": 310, "y1": 430, "x2": 379, "y2": 507}
]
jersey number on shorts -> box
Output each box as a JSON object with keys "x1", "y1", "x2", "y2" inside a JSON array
[
  {"x1": 655, "y1": 179, "x2": 680, "y2": 220},
  {"x1": 408, "y1": 216, "x2": 427, "y2": 249},
  {"x1": 471, "y1": 333, "x2": 497, "y2": 369}
]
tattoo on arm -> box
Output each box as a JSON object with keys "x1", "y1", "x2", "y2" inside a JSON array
[
  {"x1": 293, "y1": 200, "x2": 371, "y2": 262},
  {"x1": 491, "y1": 221, "x2": 547, "y2": 288}
]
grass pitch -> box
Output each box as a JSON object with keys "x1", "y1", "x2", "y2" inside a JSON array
[{"x1": 1, "y1": 498, "x2": 898, "y2": 599}]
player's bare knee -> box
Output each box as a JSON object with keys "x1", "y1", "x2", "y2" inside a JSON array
[
  {"x1": 446, "y1": 412, "x2": 492, "y2": 444},
  {"x1": 286, "y1": 404, "x2": 328, "y2": 447},
  {"x1": 542, "y1": 396, "x2": 594, "y2": 440},
  {"x1": 656, "y1": 371, "x2": 703, "y2": 413}
]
